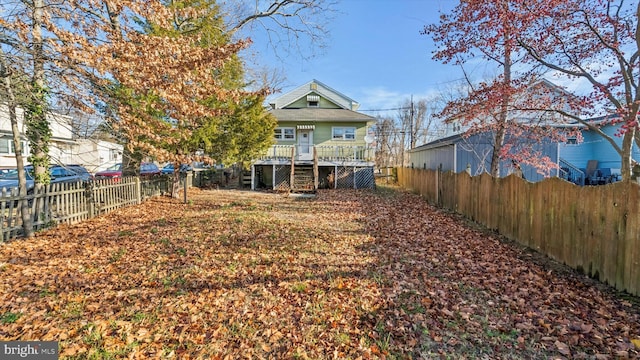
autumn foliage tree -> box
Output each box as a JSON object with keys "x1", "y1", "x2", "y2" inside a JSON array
[
  {"x1": 424, "y1": 1, "x2": 575, "y2": 177},
  {"x1": 102, "y1": 0, "x2": 276, "y2": 188},
  {"x1": 1, "y1": 0, "x2": 63, "y2": 237},
  {"x1": 0, "y1": 0, "x2": 333, "y2": 236},
  {"x1": 425, "y1": 0, "x2": 639, "y2": 180},
  {"x1": 515, "y1": 0, "x2": 639, "y2": 181}
]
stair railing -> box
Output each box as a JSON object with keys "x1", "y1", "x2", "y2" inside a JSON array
[{"x1": 559, "y1": 158, "x2": 585, "y2": 186}]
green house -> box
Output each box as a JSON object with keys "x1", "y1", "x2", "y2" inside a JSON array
[{"x1": 252, "y1": 79, "x2": 376, "y2": 191}]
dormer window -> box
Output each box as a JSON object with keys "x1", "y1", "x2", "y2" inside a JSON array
[{"x1": 307, "y1": 95, "x2": 320, "y2": 108}]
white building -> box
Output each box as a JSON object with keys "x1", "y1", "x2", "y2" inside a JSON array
[{"x1": 0, "y1": 104, "x2": 122, "y2": 172}]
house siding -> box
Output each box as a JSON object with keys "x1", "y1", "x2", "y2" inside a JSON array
[
  {"x1": 558, "y1": 141, "x2": 591, "y2": 169},
  {"x1": 273, "y1": 80, "x2": 359, "y2": 110},
  {"x1": 0, "y1": 105, "x2": 77, "y2": 168},
  {"x1": 592, "y1": 126, "x2": 628, "y2": 168},
  {"x1": 559, "y1": 123, "x2": 640, "y2": 170},
  {"x1": 410, "y1": 145, "x2": 456, "y2": 172},
  {"x1": 285, "y1": 95, "x2": 341, "y2": 109},
  {"x1": 409, "y1": 131, "x2": 557, "y2": 182},
  {"x1": 455, "y1": 132, "x2": 494, "y2": 175},
  {"x1": 315, "y1": 122, "x2": 368, "y2": 147},
  {"x1": 274, "y1": 121, "x2": 369, "y2": 148}
]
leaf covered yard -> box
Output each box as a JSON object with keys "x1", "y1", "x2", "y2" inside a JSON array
[{"x1": 0, "y1": 188, "x2": 639, "y2": 359}]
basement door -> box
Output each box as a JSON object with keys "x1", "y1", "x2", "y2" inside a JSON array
[{"x1": 297, "y1": 129, "x2": 313, "y2": 160}]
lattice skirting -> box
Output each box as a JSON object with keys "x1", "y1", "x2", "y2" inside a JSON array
[
  {"x1": 274, "y1": 165, "x2": 292, "y2": 190},
  {"x1": 253, "y1": 165, "x2": 374, "y2": 190},
  {"x1": 335, "y1": 166, "x2": 375, "y2": 189},
  {"x1": 354, "y1": 167, "x2": 375, "y2": 189}
]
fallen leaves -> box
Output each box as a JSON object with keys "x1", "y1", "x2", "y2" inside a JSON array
[{"x1": 0, "y1": 187, "x2": 638, "y2": 358}]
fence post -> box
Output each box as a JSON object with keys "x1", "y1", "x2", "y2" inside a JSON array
[
  {"x1": 183, "y1": 172, "x2": 189, "y2": 204},
  {"x1": 85, "y1": 181, "x2": 95, "y2": 219},
  {"x1": 135, "y1": 177, "x2": 142, "y2": 204},
  {"x1": 1, "y1": 188, "x2": 6, "y2": 242},
  {"x1": 435, "y1": 166, "x2": 440, "y2": 205}
]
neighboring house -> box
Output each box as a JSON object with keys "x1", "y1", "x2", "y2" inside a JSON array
[
  {"x1": 409, "y1": 117, "x2": 640, "y2": 185},
  {"x1": 409, "y1": 130, "x2": 557, "y2": 182},
  {"x1": 70, "y1": 139, "x2": 122, "y2": 173},
  {"x1": 0, "y1": 104, "x2": 122, "y2": 172},
  {"x1": 251, "y1": 79, "x2": 376, "y2": 191},
  {"x1": 410, "y1": 78, "x2": 637, "y2": 185},
  {"x1": 0, "y1": 104, "x2": 77, "y2": 169},
  {"x1": 442, "y1": 78, "x2": 574, "y2": 138}
]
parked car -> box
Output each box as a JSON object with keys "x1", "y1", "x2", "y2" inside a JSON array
[
  {"x1": 161, "y1": 163, "x2": 192, "y2": 175},
  {"x1": 0, "y1": 164, "x2": 92, "y2": 194},
  {"x1": 141, "y1": 162, "x2": 161, "y2": 177},
  {"x1": 94, "y1": 162, "x2": 161, "y2": 180}
]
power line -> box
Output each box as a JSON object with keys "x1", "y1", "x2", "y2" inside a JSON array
[{"x1": 358, "y1": 106, "x2": 412, "y2": 112}]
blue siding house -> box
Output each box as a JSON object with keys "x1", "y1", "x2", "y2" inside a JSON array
[{"x1": 408, "y1": 119, "x2": 640, "y2": 185}]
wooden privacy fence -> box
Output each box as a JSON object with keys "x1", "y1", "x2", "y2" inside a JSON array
[
  {"x1": 397, "y1": 167, "x2": 640, "y2": 297},
  {"x1": 0, "y1": 176, "x2": 171, "y2": 242}
]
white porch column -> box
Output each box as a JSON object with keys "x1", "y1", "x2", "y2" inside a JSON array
[{"x1": 251, "y1": 165, "x2": 255, "y2": 190}]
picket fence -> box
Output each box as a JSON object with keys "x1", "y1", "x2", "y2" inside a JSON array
[
  {"x1": 0, "y1": 176, "x2": 171, "y2": 242},
  {"x1": 397, "y1": 167, "x2": 640, "y2": 297}
]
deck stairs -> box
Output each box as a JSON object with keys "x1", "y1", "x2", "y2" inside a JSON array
[{"x1": 292, "y1": 167, "x2": 315, "y2": 192}]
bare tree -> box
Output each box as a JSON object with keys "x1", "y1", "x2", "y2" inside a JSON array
[
  {"x1": 397, "y1": 97, "x2": 442, "y2": 150},
  {"x1": 0, "y1": 48, "x2": 33, "y2": 236},
  {"x1": 374, "y1": 116, "x2": 398, "y2": 168},
  {"x1": 225, "y1": 0, "x2": 337, "y2": 60}
]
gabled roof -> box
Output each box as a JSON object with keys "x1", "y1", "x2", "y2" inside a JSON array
[
  {"x1": 270, "y1": 79, "x2": 360, "y2": 110},
  {"x1": 270, "y1": 108, "x2": 375, "y2": 123}
]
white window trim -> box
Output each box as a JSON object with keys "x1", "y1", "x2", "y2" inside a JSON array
[
  {"x1": 0, "y1": 138, "x2": 28, "y2": 155},
  {"x1": 0, "y1": 138, "x2": 9, "y2": 154},
  {"x1": 332, "y1": 127, "x2": 356, "y2": 141},
  {"x1": 275, "y1": 127, "x2": 296, "y2": 141}
]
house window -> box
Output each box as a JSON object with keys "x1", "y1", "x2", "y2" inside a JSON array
[
  {"x1": 0, "y1": 139, "x2": 9, "y2": 154},
  {"x1": 307, "y1": 95, "x2": 320, "y2": 108},
  {"x1": 0, "y1": 138, "x2": 27, "y2": 154},
  {"x1": 332, "y1": 127, "x2": 356, "y2": 140},
  {"x1": 9, "y1": 141, "x2": 22, "y2": 154},
  {"x1": 274, "y1": 127, "x2": 295, "y2": 140}
]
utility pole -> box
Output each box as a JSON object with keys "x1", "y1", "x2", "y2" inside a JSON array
[{"x1": 409, "y1": 95, "x2": 414, "y2": 149}]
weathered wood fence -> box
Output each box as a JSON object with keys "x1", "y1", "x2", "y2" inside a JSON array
[
  {"x1": 397, "y1": 167, "x2": 640, "y2": 297},
  {"x1": 0, "y1": 176, "x2": 171, "y2": 241}
]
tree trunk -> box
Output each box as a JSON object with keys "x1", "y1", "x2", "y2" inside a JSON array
[
  {"x1": 171, "y1": 168, "x2": 180, "y2": 198},
  {"x1": 0, "y1": 53, "x2": 34, "y2": 237},
  {"x1": 621, "y1": 128, "x2": 635, "y2": 181},
  {"x1": 490, "y1": 126, "x2": 507, "y2": 177},
  {"x1": 28, "y1": 0, "x2": 50, "y2": 190},
  {"x1": 122, "y1": 146, "x2": 141, "y2": 177},
  {"x1": 490, "y1": 6, "x2": 512, "y2": 178}
]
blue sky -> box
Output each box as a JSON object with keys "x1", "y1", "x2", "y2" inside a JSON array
[{"x1": 245, "y1": 0, "x2": 461, "y2": 117}]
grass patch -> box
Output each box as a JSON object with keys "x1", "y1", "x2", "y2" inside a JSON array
[
  {"x1": 1, "y1": 311, "x2": 21, "y2": 324},
  {"x1": 109, "y1": 247, "x2": 126, "y2": 263}
]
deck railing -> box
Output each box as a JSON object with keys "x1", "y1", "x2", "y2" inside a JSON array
[{"x1": 260, "y1": 145, "x2": 373, "y2": 162}]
